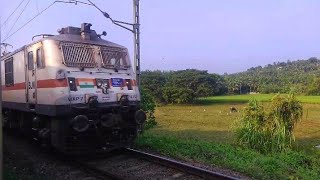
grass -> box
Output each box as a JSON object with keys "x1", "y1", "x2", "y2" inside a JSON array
[
  {"x1": 136, "y1": 133, "x2": 320, "y2": 180},
  {"x1": 198, "y1": 94, "x2": 320, "y2": 104},
  {"x1": 139, "y1": 103, "x2": 320, "y2": 150},
  {"x1": 135, "y1": 94, "x2": 320, "y2": 179}
]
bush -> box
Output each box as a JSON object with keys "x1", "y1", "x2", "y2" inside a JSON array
[
  {"x1": 140, "y1": 88, "x2": 157, "y2": 130},
  {"x1": 235, "y1": 93, "x2": 303, "y2": 154}
]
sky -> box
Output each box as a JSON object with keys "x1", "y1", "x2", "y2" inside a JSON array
[{"x1": 1, "y1": 0, "x2": 320, "y2": 74}]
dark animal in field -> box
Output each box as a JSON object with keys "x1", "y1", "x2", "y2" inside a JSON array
[{"x1": 230, "y1": 107, "x2": 238, "y2": 112}]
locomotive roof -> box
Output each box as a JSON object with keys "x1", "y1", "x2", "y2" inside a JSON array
[
  {"x1": 1, "y1": 33, "x2": 126, "y2": 60},
  {"x1": 46, "y1": 33, "x2": 126, "y2": 48}
]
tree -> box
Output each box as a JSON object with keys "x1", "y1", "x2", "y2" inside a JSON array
[
  {"x1": 140, "y1": 70, "x2": 167, "y2": 103},
  {"x1": 141, "y1": 69, "x2": 227, "y2": 104}
]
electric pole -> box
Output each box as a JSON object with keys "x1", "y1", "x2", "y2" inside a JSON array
[
  {"x1": 0, "y1": 16, "x2": 3, "y2": 180},
  {"x1": 133, "y1": 0, "x2": 141, "y2": 87}
]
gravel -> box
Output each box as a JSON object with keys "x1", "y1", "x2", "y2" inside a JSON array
[{"x1": 4, "y1": 133, "x2": 103, "y2": 180}]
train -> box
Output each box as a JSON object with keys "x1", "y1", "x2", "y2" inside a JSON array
[{"x1": 1, "y1": 23, "x2": 146, "y2": 154}]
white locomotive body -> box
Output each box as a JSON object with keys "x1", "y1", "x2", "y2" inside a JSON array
[{"x1": 1, "y1": 23, "x2": 146, "y2": 153}]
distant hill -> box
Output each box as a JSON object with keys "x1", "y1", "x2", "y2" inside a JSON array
[{"x1": 224, "y1": 57, "x2": 320, "y2": 95}]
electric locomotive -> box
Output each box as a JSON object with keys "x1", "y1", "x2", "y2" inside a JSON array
[{"x1": 1, "y1": 23, "x2": 146, "y2": 153}]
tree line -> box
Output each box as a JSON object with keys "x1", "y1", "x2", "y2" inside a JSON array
[
  {"x1": 141, "y1": 57, "x2": 320, "y2": 104},
  {"x1": 224, "y1": 57, "x2": 320, "y2": 95}
]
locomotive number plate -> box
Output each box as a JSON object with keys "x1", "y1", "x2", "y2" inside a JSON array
[
  {"x1": 128, "y1": 95, "x2": 137, "y2": 100},
  {"x1": 111, "y1": 78, "x2": 123, "y2": 87}
]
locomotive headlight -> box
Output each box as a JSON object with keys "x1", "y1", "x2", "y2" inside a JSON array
[{"x1": 70, "y1": 115, "x2": 89, "y2": 133}]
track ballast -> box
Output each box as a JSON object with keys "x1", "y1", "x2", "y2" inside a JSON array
[{"x1": 72, "y1": 148, "x2": 240, "y2": 180}]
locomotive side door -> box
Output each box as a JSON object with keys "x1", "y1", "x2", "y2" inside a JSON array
[{"x1": 26, "y1": 46, "x2": 37, "y2": 109}]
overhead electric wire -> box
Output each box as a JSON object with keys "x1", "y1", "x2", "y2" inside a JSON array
[
  {"x1": 0, "y1": 0, "x2": 26, "y2": 28},
  {"x1": 87, "y1": 0, "x2": 135, "y2": 32},
  {"x1": 2, "y1": 0, "x2": 92, "y2": 42},
  {"x1": 5, "y1": 0, "x2": 32, "y2": 40}
]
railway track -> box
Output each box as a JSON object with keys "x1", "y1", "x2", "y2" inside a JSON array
[
  {"x1": 71, "y1": 148, "x2": 240, "y2": 180},
  {"x1": 4, "y1": 131, "x2": 243, "y2": 180}
]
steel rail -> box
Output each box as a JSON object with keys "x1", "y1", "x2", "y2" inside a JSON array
[
  {"x1": 60, "y1": 147, "x2": 241, "y2": 180},
  {"x1": 125, "y1": 148, "x2": 240, "y2": 180}
]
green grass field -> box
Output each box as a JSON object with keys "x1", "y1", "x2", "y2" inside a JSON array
[
  {"x1": 199, "y1": 94, "x2": 320, "y2": 104},
  {"x1": 135, "y1": 94, "x2": 320, "y2": 179}
]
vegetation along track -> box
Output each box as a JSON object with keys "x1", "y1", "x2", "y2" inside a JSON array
[{"x1": 71, "y1": 148, "x2": 239, "y2": 180}]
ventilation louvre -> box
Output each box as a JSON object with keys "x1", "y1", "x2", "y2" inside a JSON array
[{"x1": 61, "y1": 42, "x2": 97, "y2": 68}]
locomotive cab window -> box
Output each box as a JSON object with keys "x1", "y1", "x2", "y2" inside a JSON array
[
  {"x1": 5, "y1": 57, "x2": 14, "y2": 86},
  {"x1": 36, "y1": 48, "x2": 45, "y2": 68},
  {"x1": 100, "y1": 47, "x2": 130, "y2": 69},
  {"x1": 28, "y1": 51, "x2": 34, "y2": 70}
]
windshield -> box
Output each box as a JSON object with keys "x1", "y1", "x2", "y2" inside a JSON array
[{"x1": 100, "y1": 46, "x2": 130, "y2": 69}]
